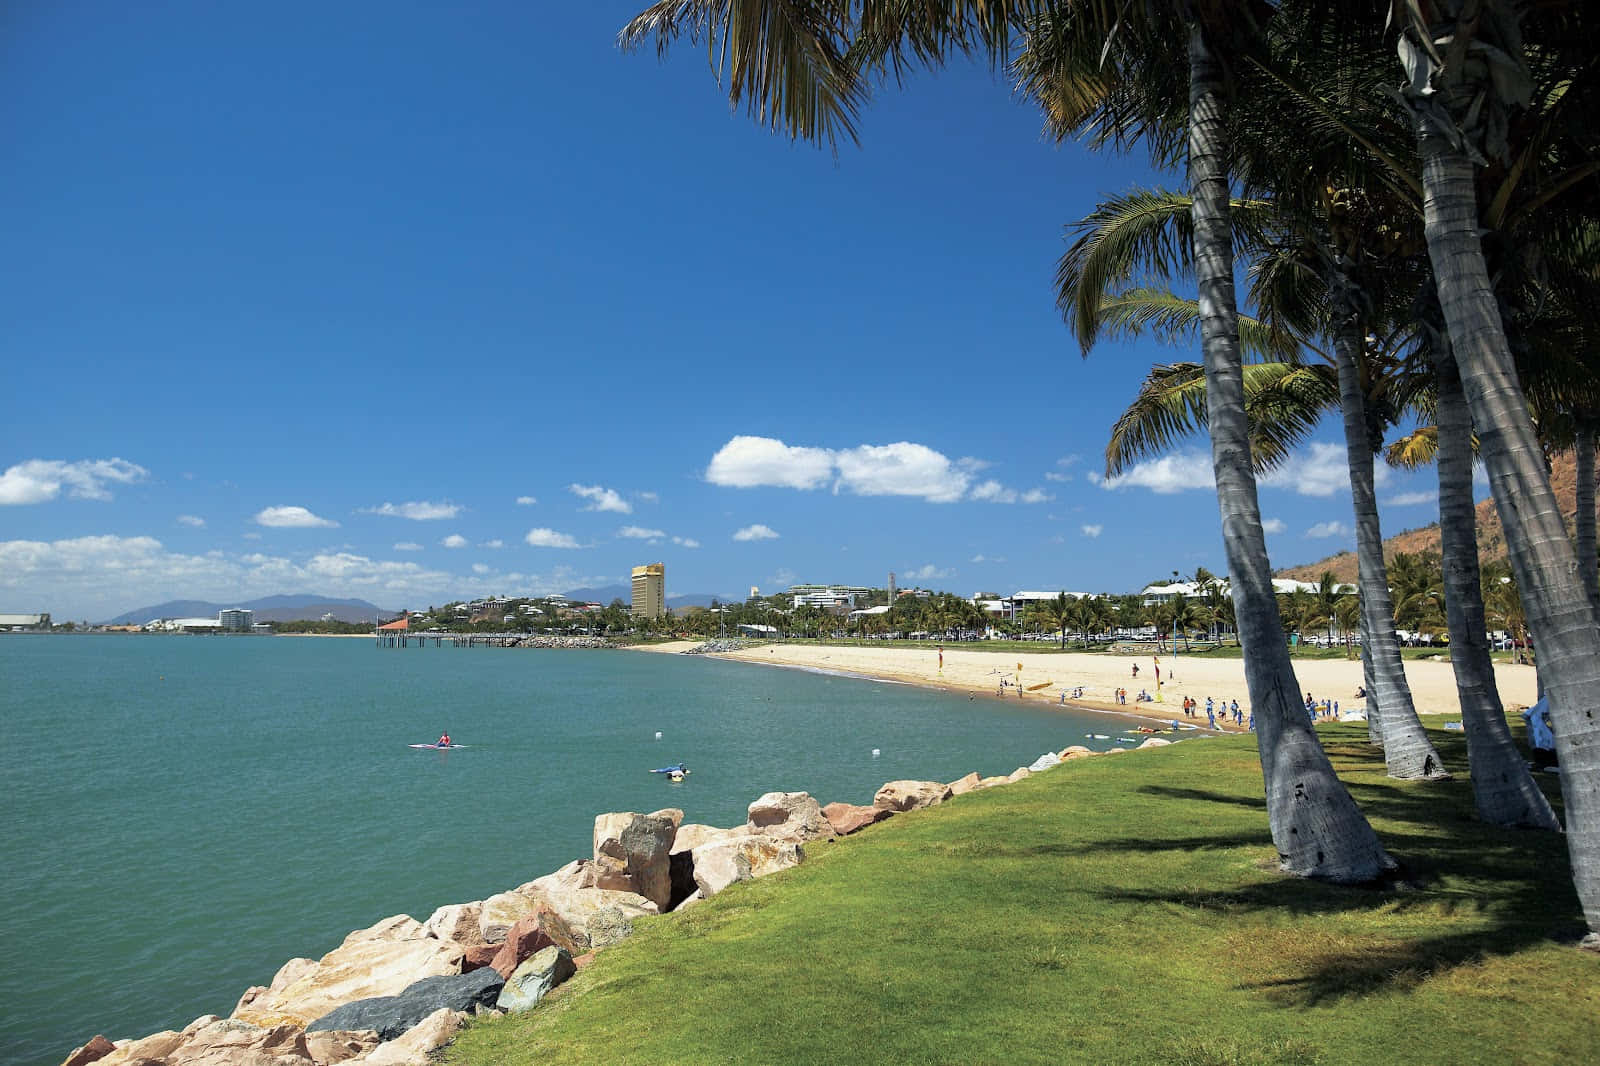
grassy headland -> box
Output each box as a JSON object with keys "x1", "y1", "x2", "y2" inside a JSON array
[{"x1": 445, "y1": 726, "x2": 1595, "y2": 1065}]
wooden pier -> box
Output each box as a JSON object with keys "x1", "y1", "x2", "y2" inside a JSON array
[{"x1": 375, "y1": 630, "x2": 521, "y2": 649}]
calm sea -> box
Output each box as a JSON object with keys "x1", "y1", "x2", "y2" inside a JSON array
[{"x1": 1, "y1": 635, "x2": 1117, "y2": 1064}]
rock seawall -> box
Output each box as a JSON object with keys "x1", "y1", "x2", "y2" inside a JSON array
[{"x1": 59, "y1": 736, "x2": 1190, "y2": 1065}]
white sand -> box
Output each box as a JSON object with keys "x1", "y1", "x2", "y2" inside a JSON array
[{"x1": 629, "y1": 640, "x2": 1537, "y2": 732}]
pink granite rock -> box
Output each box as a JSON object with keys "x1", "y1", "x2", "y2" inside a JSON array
[
  {"x1": 872, "y1": 780, "x2": 953, "y2": 812},
  {"x1": 820, "y1": 802, "x2": 892, "y2": 835},
  {"x1": 59, "y1": 1035, "x2": 116, "y2": 1066},
  {"x1": 488, "y1": 916, "x2": 557, "y2": 978}
]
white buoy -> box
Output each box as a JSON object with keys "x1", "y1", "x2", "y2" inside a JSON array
[
  {"x1": 655, "y1": 731, "x2": 663, "y2": 739},
  {"x1": 871, "y1": 748, "x2": 881, "y2": 757}
]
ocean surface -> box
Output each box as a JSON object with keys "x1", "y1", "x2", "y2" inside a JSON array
[{"x1": 1, "y1": 635, "x2": 1123, "y2": 1064}]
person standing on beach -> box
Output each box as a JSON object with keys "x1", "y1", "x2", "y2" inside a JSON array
[
  {"x1": 1131, "y1": 663, "x2": 1139, "y2": 678},
  {"x1": 1206, "y1": 704, "x2": 1216, "y2": 729},
  {"x1": 1206, "y1": 696, "x2": 1214, "y2": 722}
]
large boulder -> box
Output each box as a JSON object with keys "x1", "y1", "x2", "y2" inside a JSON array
[
  {"x1": 460, "y1": 943, "x2": 500, "y2": 973},
  {"x1": 233, "y1": 931, "x2": 464, "y2": 1030},
  {"x1": 496, "y1": 947, "x2": 576, "y2": 1013},
  {"x1": 307, "y1": 969, "x2": 503, "y2": 1042},
  {"x1": 478, "y1": 889, "x2": 543, "y2": 944},
  {"x1": 820, "y1": 802, "x2": 891, "y2": 836},
  {"x1": 1139, "y1": 737, "x2": 1173, "y2": 749},
  {"x1": 1006, "y1": 767, "x2": 1032, "y2": 782},
  {"x1": 165, "y1": 1018, "x2": 314, "y2": 1065},
  {"x1": 873, "y1": 780, "x2": 952, "y2": 813},
  {"x1": 691, "y1": 836, "x2": 803, "y2": 897},
  {"x1": 947, "y1": 772, "x2": 982, "y2": 796},
  {"x1": 60, "y1": 1035, "x2": 116, "y2": 1066},
  {"x1": 487, "y1": 916, "x2": 557, "y2": 978},
  {"x1": 671, "y1": 824, "x2": 740, "y2": 854},
  {"x1": 341, "y1": 915, "x2": 422, "y2": 946},
  {"x1": 523, "y1": 859, "x2": 592, "y2": 895},
  {"x1": 746, "y1": 792, "x2": 835, "y2": 843},
  {"x1": 303, "y1": 1029, "x2": 379, "y2": 1065},
  {"x1": 358, "y1": 1008, "x2": 466, "y2": 1066},
  {"x1": 590, "y1": 808, "x2": 681, "y2": 911},
  {"x1": 421, "y1": 902, "x2": 485, "y2": 948},
  {"x1": 1060, "y1": 746, "x2": 1094, "y2": 760},
  {"x1": 1028, "y1": 751, "x2": 1063, "y2": 773}
]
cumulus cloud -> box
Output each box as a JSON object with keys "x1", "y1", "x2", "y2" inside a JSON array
[
  {"x1": 254, "y1": 506, "x2": 338, "y2": 528},
  {"x1": 394, "y1": 542, "x2": 423, "y2": 551},
  {"x1": 1306, "y1": 521, "x2": 1351, "y2": 538},
  {"x1": 733, "y1": 524, "x2": 780, "y2": 542},
  {"x1": 707, "y1": 436, "x2": 835, "y2": 490},
  {"x1": 361, "y1": 500, "x2": 461, "y2": 520},
  {"x1": 1384, "y1": 490, "x2": 1435, "y2": 507},
  {"x1": 177, "y1": 515, "x2": 205, "y2": 528},
  {"x1": 1097, "y1": 452, "x2": 1215, "y2": 494},
  {"x1": 516, "y1": 495, "x2": 538, "y2": 506},
  {"x1": 706, "y1": 436, "x2": 1038, "y2": 504},
  {"x1": 638, "y1": 491, "x2": 659, "y2": 503},
  {"x1": 1261, "y1": 442, "x2": 1383, "y2": 497},
  {"x1": 1020, "y1": 489, "x2": 1052, "y2": 504},
  {"x1": 0, "y1": 458, "x2": 148, "y2": 505},
  {"x1": 1262, "y1": 518, "x2": 1287, "y2": 534},
  {"x1": 441, "y1": 534, "x2": 468, "y2": 548},
  {"x1": 481, "y1": 539, "x2": 504, "y2": 549},
  {"x1": 971, "y1": 553, "x2": 1006, "y2": 564},
  {"x1": 1081, "y1": 524, "x2": 1103, "y2": 538},
  {"x1": 1044, "y1": 471, "x2": 1070, "y2": 483},
  {"x1": 619, "y1": 526, "x2": 666, "y2": 539},
  {"x1": 902, "y1": 564, "x2": 953, "y2": 581},
  {"x1": 472, "y1": 564, "x2": 491, "y2": 575},
  {"x1": 672, "y1": 536, "x2": 700, "y2": 549},
  {"x1": 569, "y1": 483, "x2": 632, "y2": 514},
  {"x1": 525, "y1": 528, "x2": 581, "y2": 549}
]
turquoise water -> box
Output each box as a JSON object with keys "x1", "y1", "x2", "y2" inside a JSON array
[{"x1": 1, "y1": 636, "x2": 1120, "y2": 1064}]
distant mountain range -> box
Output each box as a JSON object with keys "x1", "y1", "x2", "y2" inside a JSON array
[
  {"x1": 102, "y1": 595, "x2": 395, "y2": 626},
  {"x1": 103, "y1": 587, "x2": 737, "y2": 626}
]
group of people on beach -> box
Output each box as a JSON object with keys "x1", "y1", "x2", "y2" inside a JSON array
[
  {"x1": 1305, "y1": 693, "x2": 1340, "y2": 720},
  {"x1": 1177, "y1": 696, "x2": 1250, "y2": 731}
]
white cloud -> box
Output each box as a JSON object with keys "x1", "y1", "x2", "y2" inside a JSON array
[
  {"x1": 254, "y1": 506, "x2": 338, "y2": 528},
  {"x1": 482, "y1": 539, "x2": 504, "y2": 549},
  {"x1": 569, "y1": 483, "x2": 632, "y2": 514},
  {"x1": 1098, "y1": 452, "x2": 1215, "y2": 494},
  {"x1": 394, "y1": 542, "x2": 423, "y2": 552},
  {"x1": 971, "y1": 553, "x2": 1007, "y2": 563},
  {"x1": 1057, "y1": 455, "x2": 1082, "y2": 468},
  {"x1": 672, "y1": 536, "x2": 700, "y2": 549},
  {"x1": 516, "y1": 495, "x2": 538, "y2": 506},
  {"x1": 1044, "y1": 471, "x2": 1070, "y2": 483},
  {"x1": 619, "y1": 526, "x2": 666, "y2": 539},
  {"x1": 472, "y1": 563, "x2": 491, "y2": 575},
  {"x1": 441, "y1": 534, "x2": 468, "y2": 549},
  {"x1": 707, "y1": 436, "x2": 835, "y2": 490},
  {"x1": 903, "y1": 564, "x2": 953, "y2": 581},
  {"x1": 0, "y1": 458, "x2": 148, "y2": 505},
  {"x1": 1306, "y1": 521, "x2": 1351, "y2": 538},
  {"x1": 733, "y1": 524, "x2": 779, "y2": 542},
  {"x1": 525, "y1": 528, "x2": 581, "y2": 549},
  {"x1": 177, "y1": 515, "x2": 205, "y2": 528},
  {"x1": 638, "y1": 491, "x2": 659, "y2": 503},
  {"x1": 1385, "y1": 491, "x2": 1435, "y2": 507},
  {"x1": 1261, "y1": 442, "x2": 1382, "y2": 497},
  {"x1": 1081, "y1": 524, "x2": 1103, "y2": 538},
  {"x1": 833, "y1": 442, "x2": 978, "y2": 503},
  {"x1": 1261, "y1": 518, "x2": 1287, "y2": 535},
  {"x1": 704, "y1": 435, "x2": 1053, "y2": 505},
  {"x1": 361, "y1": 500, "x2": 461, "y2": 520}
]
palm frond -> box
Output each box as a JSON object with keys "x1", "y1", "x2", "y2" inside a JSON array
[
  {"x1": 619, "y1": 0, "x2": 865, "y2": 150},
  {"x1": 1094, "y1": 288, "x2": 1300, "y2": 362}
]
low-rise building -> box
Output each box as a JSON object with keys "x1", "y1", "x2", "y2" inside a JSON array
[{"x1": 0, "y1": 613, "x2": 50, "y2": 631}]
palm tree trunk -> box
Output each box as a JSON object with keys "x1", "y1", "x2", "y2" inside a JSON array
[
  {"x1": 1189, "y1": 21, "x2": 1392, "y2": 882},
  {"x1": 1332, "y1": 300, "x2": 1448, "y2": 778},
  {"x1": 1362, "y1": 638, "x2": 1382, "y2": 744},
  {"x1": 1577, "y1": 431, "x2": 1598, "y2": 618},
  {"x1": 1414, "y1": 124, "x2": 1600, "y2": 934},
  {"x1": 1433, "y1": 337, "x2": 1559, "y2": 828}
]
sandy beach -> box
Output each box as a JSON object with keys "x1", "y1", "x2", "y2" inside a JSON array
[{"x1": 630, "y1": 640, "x2": 1539, "y2": 732}]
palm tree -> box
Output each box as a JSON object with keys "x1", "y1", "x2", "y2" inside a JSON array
[{"x1": 624, "y1": 0, "x2": 1394, "y2": 884}]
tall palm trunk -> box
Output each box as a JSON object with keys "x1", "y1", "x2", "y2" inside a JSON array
[
  {"x1": 1413, "y1": 123, "x2": 1600, "y2": 934},
  {"x1": 1190, "y1": 21, "x2": 1392, "y2": 882},
  {"x1": 1577, "y1": 432, "x2": 1598, "y2": 618},
  {"x1": 1361, "y1": 638, "x2": 1382, "y2": 744},
  {"x1": 1433, "y1": 338, "x2": 1559, "y2": 828},
  {"x1": 1331, "y1": 295, "x2": 1447, "y2": 778}
]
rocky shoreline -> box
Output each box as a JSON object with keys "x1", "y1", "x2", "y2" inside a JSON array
[{"x1": 59, "y1": 737, "x2": 1184, "y2": 1066}]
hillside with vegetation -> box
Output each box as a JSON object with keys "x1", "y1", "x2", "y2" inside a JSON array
[{"x1": 1278, "y1": 450, "x2": 1597, "y2": 584}]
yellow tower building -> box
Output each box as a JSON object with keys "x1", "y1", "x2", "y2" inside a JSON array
[{"x1": 631, "y1": 563, "x2": 665, "y2": 619}]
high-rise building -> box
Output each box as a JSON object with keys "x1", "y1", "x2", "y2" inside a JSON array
[
  {"x1": 219, "y1": 608, "x2": 254, "y2": 632},
  {"x1": 631, "y1": 563, "x2": 665, "y2": 619},
  {"x1": 887, "y1": 571, "x2": 897, "y2": 604}
]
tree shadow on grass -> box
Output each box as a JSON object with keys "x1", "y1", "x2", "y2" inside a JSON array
[{"x1": 1136, "y1": 784, "x2": 1268, "y2": 810}]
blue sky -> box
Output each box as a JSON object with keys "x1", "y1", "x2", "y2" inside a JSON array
[{"x1": 1, "y1": 2, "x2": 1452, "y2": 621}]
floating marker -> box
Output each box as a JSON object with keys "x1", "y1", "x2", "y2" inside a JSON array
[
  {"x1": 654, "y1": 731, "x2": 663, "y2": 739},
  {"x1": 872, "y1": 748, "x2": 881, "y2": 757}
]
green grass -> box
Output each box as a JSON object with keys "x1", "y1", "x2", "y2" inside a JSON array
[{"x1": 445, "y1": 727, "x2": 1596, "y2": 1066}]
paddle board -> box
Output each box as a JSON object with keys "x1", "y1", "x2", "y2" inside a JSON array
[{"x1": 408, "y1": 743, "x2": 467, "y2": 749}]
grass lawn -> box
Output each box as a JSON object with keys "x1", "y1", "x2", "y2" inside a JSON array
[{"x1": 445, "y1": 726, "x2": 1595, "y2": 1066}]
